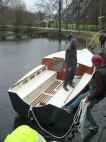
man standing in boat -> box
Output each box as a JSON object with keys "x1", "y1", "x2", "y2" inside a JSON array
[{"x1": 63, "y1": 34, "x2": 78, "y2": 91}]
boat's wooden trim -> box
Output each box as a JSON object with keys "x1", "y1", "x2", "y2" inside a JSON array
[
  {"x1": 42, "y1": 58, "x2": 54, "y2": 69},
  {"x1": 76, "y1": 64, "x2": 94, "y2": 76},
  {"x1": 44, "y1": 49, "x2": 93, "y2": 67}
]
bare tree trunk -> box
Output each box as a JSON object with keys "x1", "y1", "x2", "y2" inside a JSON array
[{"x1": 58, "y1": 0, "x2": 62, "y2": 33}]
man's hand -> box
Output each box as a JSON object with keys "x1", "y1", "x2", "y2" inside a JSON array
[
  {"x1": 85, "y1": 96, "x2": 90, "y2": 103},
  {"x1": 63, "y1": 64, "x2": 67, "y2": 68}
]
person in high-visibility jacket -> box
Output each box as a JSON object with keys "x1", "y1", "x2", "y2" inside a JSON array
[{"x1": 4, "y1": 125, "x2": 47, "y2": 142}]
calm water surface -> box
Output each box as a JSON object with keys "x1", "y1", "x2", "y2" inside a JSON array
[{"x1": 0, "y1": 38, "x2": 65, "y2": 141}]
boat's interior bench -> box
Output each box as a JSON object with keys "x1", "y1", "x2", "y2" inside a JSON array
[
  {"x1": 31, "y1": 75, "x2": 81, "y2": 107},
  {"x1": 12, "y1": 65, "x2": 47, "y2": 87},
  {"x1": 13, "y1": 69, "x2": 57, "y2": 105},
  {"x1": 31, "y1": 80, "x2": 63, "y2": 107}
]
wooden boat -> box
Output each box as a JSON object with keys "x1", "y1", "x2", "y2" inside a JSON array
[{"x1": 8, "y1": 48, "x2": 95, "y2": 139}]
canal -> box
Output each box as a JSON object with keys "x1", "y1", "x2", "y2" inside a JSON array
[
  {"x1": 0, "y1": 38, "x2": 65, "y2": 141},
  {"x1": 1, "y1": 38, "x2": 106, "y2": 142}
]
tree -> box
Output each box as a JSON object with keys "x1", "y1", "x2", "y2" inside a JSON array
[
  {"x1": 62, "y1": 0, "x2": 73, "y2": 29},
  {"x1": 35, "y1": 0, "x2": 59, "y2": 23},
  {"x1": 6, "y1": 0, "x2": 26, "y2": 38},
  {"x1": 35, "y1": 0, "x2": 72, "y2": 28},
  {"x1": 0, "y1": 0, "x2": 10, "y2": 24},
  {"x1": 0, "y1": 0, "x2": 10, "y2": 40},
  {"x1": 0, "y1": 0, "x2": 9, "y2": 7}
]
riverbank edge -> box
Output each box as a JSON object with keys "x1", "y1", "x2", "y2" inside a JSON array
[{"x1": 0, "y1": 29, "x2": 100, "y2": 48}]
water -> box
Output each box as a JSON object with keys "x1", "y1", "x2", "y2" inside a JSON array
[
  {"x1": 1, "y1": 38, "x2": 106, "y2": 142},
  {"x1": 0, "y1": 38, "x2": 65, "y2": 141}
]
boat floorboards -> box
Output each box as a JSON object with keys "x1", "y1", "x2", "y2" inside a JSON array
[
  {"x1": 31, "y1": 76, "x2": 81, "y2": 107},
  {"x1": 31, "y1": 80, "x2": 63, "y2": 106}
]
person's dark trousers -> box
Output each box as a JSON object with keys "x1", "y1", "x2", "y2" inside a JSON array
[
  {"x1": 101, "y1": 43, "x2": 104, "y2": 48},
  {"x1": 63, "y1": 65, "x2": 76, "y2": 87},
  {"x1": 86, "y1": 99, "x2": 99, "y2": 128},
  {"x1": 63, "y1": 68, "x2": 74, "y2": 87},
  {"x1": 101, "y1": 41, "x2": 105, "y2": 48},
  {"x1": 68, "y1": 65, "x2": 76, "y2": 85},
  {"x1": 63, "y1": 68, "x2": 69, "y2": 88}
]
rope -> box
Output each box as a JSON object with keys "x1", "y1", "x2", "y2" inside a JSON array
[{"x1": 28, "y1": 105, "x2": 82, "y2": 141}]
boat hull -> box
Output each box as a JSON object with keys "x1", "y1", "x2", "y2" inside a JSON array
[
  {"x1": 9, "y1": 91, "x2": 76, "y2": 139},
  {"x1": 9, "y1": 92, "x2": 29, "y2": 116},
  {"x1": 29, "y1": 104, "x2": 75, "y2": 139}
]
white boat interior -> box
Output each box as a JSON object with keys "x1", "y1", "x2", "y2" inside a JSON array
[{"x1": 8, "y1": 49, "x2": 94, "y2": 108}]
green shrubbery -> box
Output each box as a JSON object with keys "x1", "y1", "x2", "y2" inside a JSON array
[{"x1": 48, "y1": 21, "x2": 98, "y2": 32}]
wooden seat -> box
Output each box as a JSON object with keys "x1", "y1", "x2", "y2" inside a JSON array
[{"x1": 15, "y1": 70, "x2": 57, "y2": 104}]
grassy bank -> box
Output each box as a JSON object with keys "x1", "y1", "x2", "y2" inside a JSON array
[
  {"x1": 33, "y1": 28, "x2": 100, "y2": 48},
  {"x1": 0, "y1": 27, "x2": 100, "y2": 49}
]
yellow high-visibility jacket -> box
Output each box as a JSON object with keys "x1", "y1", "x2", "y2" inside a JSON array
[{"x1": 4, "y1": 125, "x2": 47, "y2": 142}]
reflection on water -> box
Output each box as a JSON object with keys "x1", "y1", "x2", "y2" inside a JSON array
[{"x1": 0, "y1": 38, "x2": 65, "y2": 141}]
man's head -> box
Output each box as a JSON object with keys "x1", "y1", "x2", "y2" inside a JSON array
[
  {"x1": 67, "y1": 34, "x2": 73, "y2": 41},
  {"x1": 93, "y1": 48, "x2": 106, "y2": 64}
]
